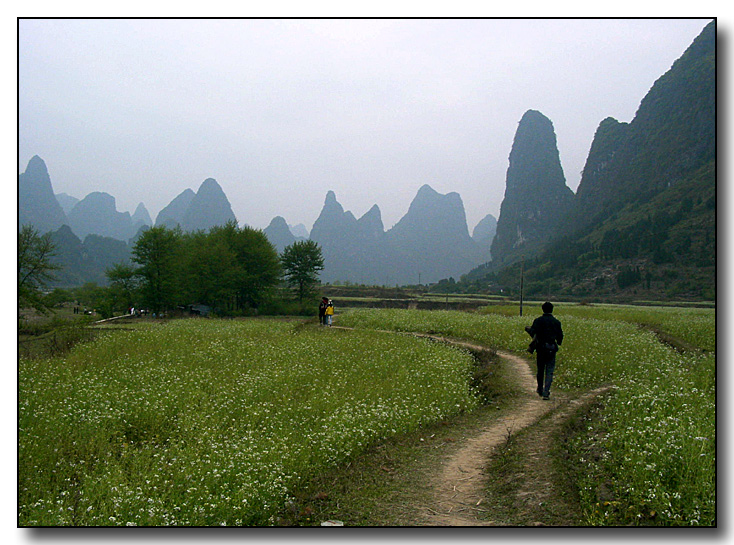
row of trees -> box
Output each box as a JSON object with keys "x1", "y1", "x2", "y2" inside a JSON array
[{"x1": 19, "y1": 222, "x2": 325, "y2": 317}]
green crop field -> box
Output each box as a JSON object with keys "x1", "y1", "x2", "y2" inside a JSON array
[
  {"x1": 478, "y1": 303, "x2": 716, "y2": 353},
  {"x1": 19, "y1": 303, "x2": 715, "y2": 526},
  {"x1": 338, "y1": 306, "x2": 715, "y2": 525},
  {"x1": 19, "y1": 319, "x2": 478, "y2": 526}
]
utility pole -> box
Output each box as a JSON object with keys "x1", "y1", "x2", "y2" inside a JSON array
[{"x1": 519, "y1": 255, "x2": 524, "y2": 317}]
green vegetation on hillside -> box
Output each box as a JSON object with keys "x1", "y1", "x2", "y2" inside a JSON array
[{"x1": 462, "y1": 22, "x2": 715, "y2": 303}]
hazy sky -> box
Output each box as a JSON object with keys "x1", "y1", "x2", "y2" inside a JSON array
[{"x1": 19, "y1": 18, "x2": 712, "y2": 232}]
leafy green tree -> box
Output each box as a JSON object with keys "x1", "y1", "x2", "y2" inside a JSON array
[
  {"x1": 125, "y1": 222, "x2": 281, "y2": 316},
  {"x1": 18, "y1": 224, "x2": 60, "y2": 314},
  {"x1": 281, "y1": 240, "x2": 324, "y2": 302},
  {"x1": 178, "y1": 229, "x2": 238, "y2": 310},
  {"x1": 43, "y1": 288, "x2": 74, "y2": 309},
  {"x1": 105, "y1": 262, "x2": 141, "y2": 312},
  {"x1": 231, "y1": 225, "x2": 281, "y2": 309},
  {"x1": 73, "y1": 282, "x2": 109, "y2": 313},
  {"x1": 206, "y1": 222, "x2": 281, "y2": 311},
  {"x1": 132, "y1": 226, "x2": 181, "y2": 313}
]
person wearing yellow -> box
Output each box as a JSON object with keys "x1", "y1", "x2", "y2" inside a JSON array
[{"x1": 324, "y1": 299, "x2": 334, "y2": 327}]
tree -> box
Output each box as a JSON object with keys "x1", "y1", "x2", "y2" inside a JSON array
[
  {"x1": 43, "y1": 288, "x2": 74, "y2": 309},
  {"x1": 218, "y1": 223, "x2": 281, "y2": 309},
  {"x1": 73, "y1": 282, "x2": 112, "y2": 318},
  {"x1": 131, "y1": 226, "x2": 180, "y2": 313},
  {"x1": 177, "y1": 222, "x2": 282, "y2": 312},
  {"x1": 18, "y1": 224, "x2": 60, "y2": 314},
  {"x1": 281, "y1": 240, "x2": 324, "y2": 302},
  {"x1": 105, "y1": 262, "x2": 141, "y2": 312},
  {"x1": 177, "y1": 229, "x2": 238, "y2": 310}
]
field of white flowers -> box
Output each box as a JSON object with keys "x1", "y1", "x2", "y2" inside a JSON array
[
  {"x1": 479, "y1": 304, "x2": 716, "y2": 353},
  {"x1": 338, "y1": 306, "x2": 715, "y2": 526},
  {"x1": 19, "y1": 319, "x2": 478, "y2": 526}
]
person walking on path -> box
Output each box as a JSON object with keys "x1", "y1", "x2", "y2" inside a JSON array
[
  {"x1": 525, "y1": 301, "x2": 564, "y2": 400},
  {"x1": 319, "y1": 297, "x2": 329, "y2": 325}
]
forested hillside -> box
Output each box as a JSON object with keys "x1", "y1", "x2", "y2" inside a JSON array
[{"x1": 461, "y1": 22, "x2": 715, "y2": 301}]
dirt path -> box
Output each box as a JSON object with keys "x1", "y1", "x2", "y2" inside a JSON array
[
  {"x1": 331, "y1": 326, "x2": 609, "y2": 526},
  {"x1": 416, "y1": 339, "x2": 607, "y2": 526},
  {"x1": 364, "y1": 331, "x2": 557, "y2": 524},
  {"x1": 409, "y1": 346, "x2": 550, "y2": 525},
  {"x1": 404, "y1": 335, "x2": 609, "y2": 526}
]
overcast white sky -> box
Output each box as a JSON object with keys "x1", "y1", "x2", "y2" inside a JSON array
[{"x1": 19, "y1": 17, "x2": 712, "y2": 232}]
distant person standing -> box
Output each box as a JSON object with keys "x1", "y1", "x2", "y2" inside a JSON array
[
  {"x1": 319, "y1": 297, "x2": 329, "y2": 325},
  {"x1": 324, "y1": 299, "x2": 334, "y2": 327},
  {"x1": 525, "y1": 301, "x2": 564, "y2": 400}
]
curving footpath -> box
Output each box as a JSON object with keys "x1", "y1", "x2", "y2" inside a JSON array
[
  {"x1": 332, "y1": 326, "x2": 608, "y2": 526},
  {"x1": 417, "y1": 342, "x2": 609, "y2": 526}
]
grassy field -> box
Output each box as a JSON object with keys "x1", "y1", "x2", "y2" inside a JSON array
[
  {"x1": 19, "y1": 302, "x2": 715, "y2": 526},
  {"x1": 478, "y1": 303, "x2": 716, "y2": 353},
  {"x1": 19, "y1": 319, "x2": 479, "y2": 526},
  {"x1": 338, "y1": 306, "x2": 715, "y2": 526}
]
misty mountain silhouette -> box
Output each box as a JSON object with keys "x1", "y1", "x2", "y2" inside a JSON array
[
  {"x1": 67, "y1": 191, "x2": 136, "y2": 241},
  {"x1": 490, "y1": 109, "x2": 574, "y2": 267},
  {"x1": 19, "y1": 23, "x2": 714, "y2": 295},
  {"x1": 19, "y1": 155, "x2": 68, "y2": 234},
  {"x1": 306, "y1": 185, "x2": 485, "y2": 285},
  {"x1": 471, "y1": 213, "x2": 497, "y2": 257},
  {"x1": 263, "y1": 216, "x2": 299, "y2": 254},
  {"x1": 180, "y1": 178, "x2": 237, "y2": 232},
  {"x1": 131, "y1": 203, "x2": 153, "y2": 232},
  {"x1": 155, "y1": 188, "x2": 195, "y2": 228},
  {"x1": 154, "y1": 178, "x2": 237, "y2": 232},
  {"x1": 464, "y1": 21, "x2": 714, "y2": 301},
  {"x1": 55, "y1": 192, "x2": 80, "y2": 215}
]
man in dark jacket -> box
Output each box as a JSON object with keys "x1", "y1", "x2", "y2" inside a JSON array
[
  {"x1": 525, "y1": 301, "x2": 564, "y2": 400},
  {"x1": 318, "y1": 297, "x2": 328, "y2": 326}
]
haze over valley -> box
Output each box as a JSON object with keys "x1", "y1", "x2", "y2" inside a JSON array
[{"x1": 19, "y1": 18, "x2": 715, "y2": 299}]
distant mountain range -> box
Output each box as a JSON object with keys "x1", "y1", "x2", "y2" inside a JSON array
[
  {"x1": 18, "y1": 156, "x2": 497, "y2": 287},
  {"x1": 307, "y1": 186, "x2": 491, "y2": 285},
  {"x1": 18, "y1": 22, "x2": 714, "y2": 297},
  {"x1": 19, "y1": 155, "x2": 68, "y2": 235},
  {"x1": 18, "y1": 163, "x2": 244, "y2": 287},
  {"x1": 156, "y1": 178, "x2": 237, "y2": 232},
  {"x1": 48, "y1": 225, "x2": 132, "y2": 287},
  {"x1": 263, "y1": 216, "x2": 308, "y2": 254}
]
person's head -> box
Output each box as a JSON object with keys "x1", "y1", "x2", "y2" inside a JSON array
[
  {"x1": 322, "y1": 297, "x2": 328, "y2": 302},
  {"x1": 542, "y1": 301, "x2": 553, "y2": 314}
]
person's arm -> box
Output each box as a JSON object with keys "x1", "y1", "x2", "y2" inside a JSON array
[
  {"x1": 527, "y1": 317, "x2": 540, "y2": 337},
  {"x1": 556, "y1": 320, "x2": 564, "y2": 345}
]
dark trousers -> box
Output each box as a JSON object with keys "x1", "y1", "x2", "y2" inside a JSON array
[{"x1": 536, "y1": 351, "x2": 557, "y2": 396}]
